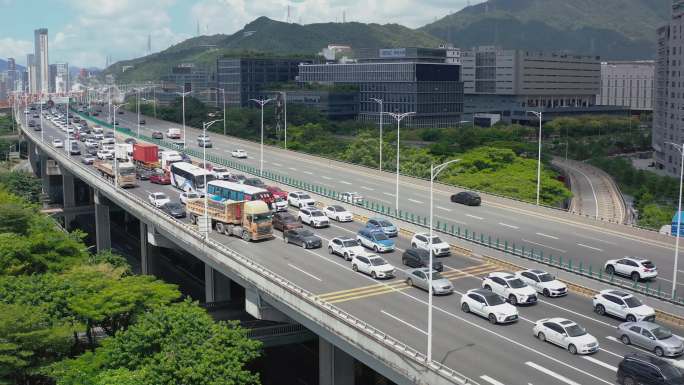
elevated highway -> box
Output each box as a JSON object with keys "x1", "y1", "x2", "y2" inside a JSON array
[{"x1": 21, "y1": 112, "x2": 684, "y2": 385}]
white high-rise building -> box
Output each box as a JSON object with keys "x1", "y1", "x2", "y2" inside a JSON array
[
  {"x1": 34, "y1": 28, "x2": 48, "y2": 93},
  {"x1": 599, "y1": 61, "x2": 655, "y2": 111},
  {"x1": 55, "y1": 62, "x2": 69, "y2": 93},
  {"x1": 27, "y1": 53, "x2": 37, "y2": 94}
]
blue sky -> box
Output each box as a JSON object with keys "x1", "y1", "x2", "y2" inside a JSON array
[{"x1": 0, "y1": 0, "x2": 479, "y2": 68}]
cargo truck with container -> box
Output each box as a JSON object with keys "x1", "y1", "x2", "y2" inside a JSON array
[
  {"x1": 93, "y1": 160, "x2": 137, "y2": 188},
  {"x1": 115, "y1": 143, "x2": 133, "y2": 161},
  {"x1": 186, "y1": 198, "x2": 273, "y2": 241},
  {"x1": 132, "y1": 143, "x2": 160, "y2": 170}
]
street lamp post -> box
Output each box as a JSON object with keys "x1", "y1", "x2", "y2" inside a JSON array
[
  {"x1": 176, "y1": 91, "x2": 192, "y2": 147},
  {"x1": 249, "y1": 97, "x2": 274, "y2": 177},
  {"x1": 278, "y1": 91, "x2": 288, "y2": 149},
  {"x1": 136, "y1": 88, "x2": 141, "y2": 138},
  {"x1": 370, "y1": 98, "x2": 383, "y2": 170},
  {"x1": 385, "y1": 111, "x2": 415, "y2": 212},
  {"x1": 427, "y1": 159, "x2": 460, "y2": 362},
  {"x1": 201, "y1": 119, "x2": 224, "y2": 239},
  {"x1": 667, "y1": 142, "x2": 684, "y2": 299},
  {"x1": 112, "y1": 104, "x2": 124, "y2": 188},
  {"x1": 528, "y1": 110, "x2": 543, "y2": 205},
  {"x1": 216, "y1": 88, "x2": 226, "y2": 135}
]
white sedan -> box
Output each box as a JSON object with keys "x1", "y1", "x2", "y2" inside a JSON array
[
  {"x1": 324, "y1": 205, "x2": 353, "y2": 222},
  {"x1": 460, "y1": 288, "x2": 518, "y2": 324},
  {"x1": 231, "y1": 149, "x2": 247, "y2": 158},
  {"x1": 328, "y1": 237, "x2": 366, "y2": 261},
  {"x1": 148, "y1": 192, "x2": 170, "y2": 208},
  {"x1": 351, "y1": 254, "x2": 395, "y2": 279},
  {"x1": 179, "y1": 191, "x2": 201, "y2": 205},
  {"x1": 533, "y1": 318, "x2": 599, "y2": 355},
  {"x1": 515, "y1": 269, "x2": 567, "y2": 297},
  {"x1": 96, "y1": 150, "x2": 114, "y2": 160},
  {"x1": 52, "y1": 138, "x2": 64, "y2": 148}
]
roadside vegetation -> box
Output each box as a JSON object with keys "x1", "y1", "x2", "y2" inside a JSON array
[
  {"x1": 0, "y1": 170, "x2": 262, "y2": 385},
  {"x1": 126, "y1": 97, "x2": 572, "y2": 206}
]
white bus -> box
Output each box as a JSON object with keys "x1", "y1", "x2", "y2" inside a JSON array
[{"x1": 169, "y1": 162, "x2": 215, "y2": 194}]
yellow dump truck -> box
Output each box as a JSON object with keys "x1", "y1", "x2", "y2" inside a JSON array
[
  {"x1": 186, "y1": 198, "x2": 273, "y2": 241},
  {"x1": 93, "y1": 160, "x2": 137, "y2": 188}
]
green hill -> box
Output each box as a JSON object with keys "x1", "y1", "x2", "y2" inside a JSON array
[
  {"x1": 105, "y1": 16, "x2": 442, "y2": 83},
  {"x1": 420, "y1": 0, "x2": 671, "y2": 59}
]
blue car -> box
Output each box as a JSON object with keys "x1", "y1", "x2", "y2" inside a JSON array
[
  {"x1": 357, "y1": 227, "x2": 395, "y2": 253},
  {"x1": 365, "y1": 217, "x2": 398, "y2": 237}
]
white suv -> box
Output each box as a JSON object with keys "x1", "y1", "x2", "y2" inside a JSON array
[
  {"x1": 410, "y1": 233, "x2": 451, "y2": 256},
  {"x1": 328, "y1": 237, "x2": 366, "y2": 261},
  {"x1": 288, "y1": 191, "x2": 315, "y2": 208},
  {"x1": 515, "y1": 269, "x2": 568, "y2": 297},
  {"x1": 482, "y1": 272, "x2": 537, "y2": 306},
  {"x1": 592, "y1": 289, "x2": 655, "y2": 322},
  {"x1": 298, "y1": 208, "x2": 329, "y2": 228},
  {"x1": 460, "y1": 288, "x2": 518, "y2": 324},
  {"x1": 351, "y1": 254, "x2": 395, "y2": 279},
  {"x1": 604, "y1": 257, "x2": 658, "y2": 281}
]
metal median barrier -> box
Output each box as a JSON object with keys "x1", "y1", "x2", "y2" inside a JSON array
[
  {"x1": 73, "y1": 109, "x2": 684, "y2": 309},
  {"x1": 26, "y1": 120, "x2": 480, "y2": 385}
]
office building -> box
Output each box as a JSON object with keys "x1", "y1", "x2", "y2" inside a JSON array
[
  {"x1": 599, "y1": 61, "x2": 655, "y2": 111},
  {"x1": 159, "y1": 63, "x2": 215, "y2": 104},
  {"x1": 653, "y1": 1, "x2": 684, "y2": 176},
  {"x1": 34, "y1": 28, "x2": 49, "y2": 93},
  {"x1": 6, "y1": 58, "x2": 17, "y2": 93},
  {"x1": 259, "y1": 87, "x2": 360, "y2": 120},
  {"x1": 55, "y1": 62, "x2": 69, "y2": 93},
  {"x1": 27, "y1": 54, "x2": 37, "y2": 94},
  {"x1": 216, "y1": 57, "x2": 302, "y2": 107},
  {"x1": 460, "y1": 46, "x2": 604, "y2": 123},
  {"x1": 298, "y1": 48, "x2": 463, "y2": 128},
  {"x1": 0, "y1": 72, "x2": 7, "y2": 100},
  {"x1": 48, "y1": 64, "x2": 57, "y2": 93}
]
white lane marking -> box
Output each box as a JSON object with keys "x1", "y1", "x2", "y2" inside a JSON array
[
  {"x1": 381, "y1": 310, "x2": 427, "y2": 335},
  {"x1": 273, "y1": 162, "x2": 282, "y2": 167},
  {"x1": 340, "y1": 181, "x2": 352, "y2": 185},
  {"x1": 435, "y1": 215, "x2": 466, "y2": 225},
  {"x1": 361, "y1": 186, "x2": 374, "y2": 191},
  {"x1": 436, "y1": 206, "x2": 452, "y2": 212},
  {"x1": 288, "y1": 167, "x2": 297, "y2": 171},
  {"x1": 408, "y1": 198, "x2": 423, "y2": 204},
  {"x1": 576, "y1": 234, "x2": 617, "y2": 246},
  {"x1": 525, "y1": 362, "x2": 582, "y2": 385},
  {"x1": 577, "y1": 243, "x2": 603, "y2": 252},
  {"x1": 322, "y1": 176, "x2": 332, "y2": 180},
  {"x1": 499, "y1": 222, "x2": 519, "y2": 230},
  {"x1": 466, "y1": 214, "x2": 484, "y2": 220},
  {"x1": 522, "y1": 239, "x2": 567, "y2": 253},
  {"x1": 480, "y1": 375, "x2": 506, "y2": 385},
  {"x1": 583, "y1": 356, "x2": 618, "y2": 372},
  {"x1": 383, "y1": 192, "x2": 395, "y2": 197},
  {"x1": 287, "y1": 263, "x2": 322, "y2": 281},
  {"x1": 303, "y1": 171, "x2": 313, "y2": 175},
  {"x1": 536, "y1": 232, "x2": 559, "y2": 240}
]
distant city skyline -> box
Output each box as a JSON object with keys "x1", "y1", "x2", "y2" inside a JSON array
[{"x1": 0, "y1": 0, "x2": 482, "y2": 69}]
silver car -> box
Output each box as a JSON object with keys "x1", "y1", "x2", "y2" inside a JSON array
[
  {"x1": 405, "y1": 268, "x2": 453, "y2": 295},
  {"x1": 616, "y1": 321, "x2": 684, "y2": 357}
]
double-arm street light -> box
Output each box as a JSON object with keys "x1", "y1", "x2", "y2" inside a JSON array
[
  {"x1": 112, "y1": 103, "x2": 124, "y2": 188},
  {"x1": 277, "y1": 91, "x2": 288, "y2": 149},
  {"x1": 202, "y1": 119, "x2": 224, "y2": 239},
  {"x1": 216, "y1": 88, "x2": 226, "y2": 135},
  {"x1": 667, "y1": 141, "x2": 684, "y2": 299},
  {"x1": 250, "y1": 97, "x2": 274, "y2": 177},
  {"x1": 427, "y1": 159, "x2": 460, "y2": 362},
  {"x1": 176, "y1": 90, "x2": 192, "y2": 147},
  {"x1": 370, "y1": 98, "x2": 383, "y2": 170},
  {"x1": 385, "y1": 111, "x2": 415, "y2": 212},
  {"x1": 527, "y1": 110, "x2": 543, "y2": 205}
]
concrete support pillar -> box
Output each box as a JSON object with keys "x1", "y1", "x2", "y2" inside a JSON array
[
  {"x1": 94, "y1": 190, "x2": 111, "y2": 252},
  {"x1": 204, "y1": 264, "x2": 232, "y2": 303},
  {"x1": 245, "y1": 287, "x2": 291, "y2": 322},
  {"x1": 27, "y1": 141, "x2": 38, "y2": 175},
  {"x1": 62, "y1": 171, "x2": 76, "y2": 230},
  {"x1": 319, "y1": 338, "x2": 355, "y2": 385},
  {"x1": 39, "y1": 156, "x2": 49, "y2": 207},
  {"x1": 140, "y1": 221, "x2": 149, "y2": 275}
]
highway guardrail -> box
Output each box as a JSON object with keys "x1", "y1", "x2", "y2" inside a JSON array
[{"x1": 75, "y1": 110, "x2": 684, "y2": 309}]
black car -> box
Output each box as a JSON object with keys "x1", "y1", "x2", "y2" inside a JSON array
[
  {"x1": 124, "y1": 137, "x2": 137, "y2": 145},
  {"x1": 161, "y1": 202, "x2": 186, "y2": 218},
  {"x1": 104, "y1": 132, "x2": 115, "y2": 139},
  {"x1": 118, "y1": 110, "x2": 124, "y2": 114},
  {"x1": 243, "y1": 177, "x2": 266, "y2": 188},
  {"x1": 284, "y1": 228, "x2": 321, "y2": 249},
  {"x1": 92, "y1": 112, "x2": 99, "y2": 116},
  {"x1": 79, "y1": 134, "x2": 90, "y2": 142},
  {"x1": 151, "y1": 131, "x2": 164, "y2": 139},
  {"x1": 401, "y1": 248, "x2": 443, "y2": 272},
  {"x1": 86, "y1": 146, "x2": 99, "y2": 156},
  {"x1": 617, "y1": 353, "x2": 684, "y2": 384},
  {"x1": 450, "y1": 191, "x2": 481, "y2": 206},
  {"x1": 233, "y1": 174, "x2": 247, "y2": 183},
  {"x1": 136, "y1": 169, "x2": 152, "y2": 180},
  {"x1": 139, "y1": 119, "x2": 145, "y2": 125},
  {"x1": 273, "y1": 212, "x2": 303, "y2": 232}
]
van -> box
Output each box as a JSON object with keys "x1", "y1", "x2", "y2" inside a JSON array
[{"x1": 197, "y1": 137, "x2": 212, "y2": 148}]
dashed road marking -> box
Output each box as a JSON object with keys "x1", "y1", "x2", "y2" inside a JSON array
[
  {"x1": 466, "y1": 214, "x2": 484, "y2": 220},
  {"x1": 536, "y1": 232, "x2": 559, "y2": 240},
  {"x1": 480, "y1": 375, "x2": 506, "y2": 385},
  {"x1": 583, "y1": 356, "x2": 617, "y2": 372},
  {"x1": 436, "y1": 206, "x2": 452, "y2": 212},
  {"x1": 577, "y1": 243, "x2": 603, "y2": 252},
  {"x1": 499, "y1": 222, "x2": 519, "y2": 229},
  {"x1": 287, "y1": 264, "x2": 322, "y2": 281},
  {"x1": 381, "y1": 310, "x2": 428, "y2": 335},
  {"x1": 322, "y1": 176, "x2": 332, "y2": 180},
  {"x1": 522, "y1": 239, "x2": 567, "y2": 253},
  {"x1": 340, "y1": 181, "x2": 352, "y2": 185},
  {"x1": 408, "y1": 198, "x2": 423, "y2": 204},
  {"x1": 361, "y1": 186, "x2": 374, "y2": 191},
  {"x1": 525, "y1": 362, "x2": 583, "y2": 385}
]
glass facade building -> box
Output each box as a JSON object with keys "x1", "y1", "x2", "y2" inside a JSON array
[
  {"x1": 298, "y1": 62, "x2": 463, "y2": 128},
  {"x1": 160, "y1": 64, "x2": 215, "y2": 104},
  {"x1": 216, "y1": 58, "x2": 303, "y2": 107}
]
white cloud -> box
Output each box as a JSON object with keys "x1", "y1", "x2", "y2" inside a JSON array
[{"x1": 0, "y1": 37, "x2": 33, "y2": 66}]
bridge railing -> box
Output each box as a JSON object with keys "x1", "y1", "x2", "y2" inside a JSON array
[{"x1": 23, "y1": 122, "x2": 480, "y2": 385}]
